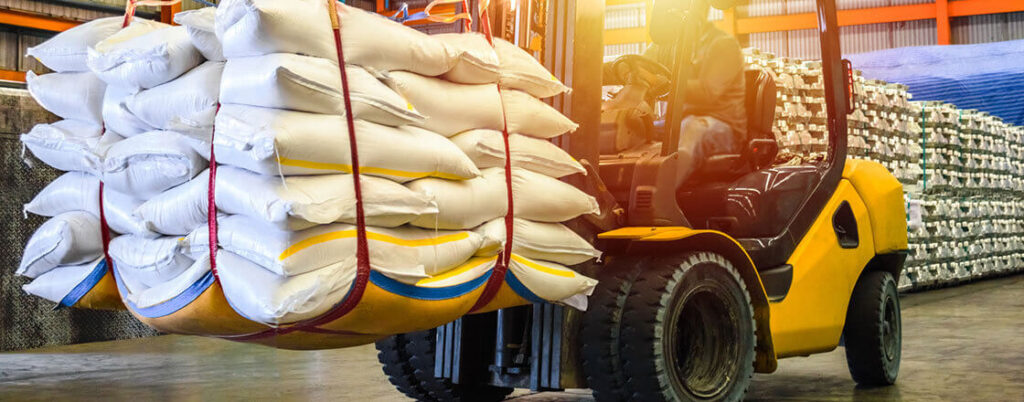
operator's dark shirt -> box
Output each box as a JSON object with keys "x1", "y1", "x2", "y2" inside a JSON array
[{"x1": 646, "y1": 26, "x2": 747, "y2": 143}]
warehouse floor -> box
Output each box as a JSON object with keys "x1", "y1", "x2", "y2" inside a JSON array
[{"x1": 1, "y1": 275, "x2": 1022, "y2": 401}]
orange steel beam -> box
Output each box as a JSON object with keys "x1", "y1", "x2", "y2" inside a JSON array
[
  {"x1": 936, "y1": 0, "x2": 951, "y2": 45},
  {"x1": 0, "y1": 8, "x2": 80, "y2": 31},
  {"x1": 0, "y1": 69, "x2": 27, "y2": 82},
  {"x1": 160, "y1": 3, "x2": 182, "y2": 25}
]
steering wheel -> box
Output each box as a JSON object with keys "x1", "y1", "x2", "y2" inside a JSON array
[{"x1": 611, "y1": 54, "x2": 673, "y2": 99}]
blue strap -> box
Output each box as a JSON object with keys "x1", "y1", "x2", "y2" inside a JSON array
[
  {"x1": 56, "y1": 259, "x2": 109, "y2": 309},
  {"x1": 504, "y1": 271, "x2": 545, "y2": 304},
  {"x1": 369, "y1": 270, "x2": 491, "y2": 301},
  {"x1": 387, "y1": 3, "x2": 430, "y2": 23},
  {"x1": 114, "y1": 267, "x2": 216, "y2": 318}
]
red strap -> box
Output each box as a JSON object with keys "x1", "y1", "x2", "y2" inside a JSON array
[
  {"x1": 98, "y1": 181, "x2": 113, "y2": 270},
  {"x1": 122, "y1": 0, "x2": 137, "y2": 28},
  {"x1": 225, "y1": 0, "x2": 369, "y2": 340},
  {"x1": 469, "y1": 8, "x2": 515, "y2": 312},
  {"x1": 208, "y1": 103, "x2": 221, "y2": 279}
]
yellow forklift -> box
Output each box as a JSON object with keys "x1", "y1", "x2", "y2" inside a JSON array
[{"x1": 375, "y1": 0, "x2": 909, "y2": 400}]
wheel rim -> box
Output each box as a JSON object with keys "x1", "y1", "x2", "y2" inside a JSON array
[
  {"x1": 881, "y1": 293, "x2": 900, "y2": 362},
  {"x1": 666, "y1": 280, "x2": 742, "y2": 399}
]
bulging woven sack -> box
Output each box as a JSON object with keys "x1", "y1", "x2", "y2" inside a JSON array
[
  {"x1": 101, "y1": 131, "x2": 207, "y2": 199},
  {"x1": 505, "y1": 254, "x2": 596, "y2": 310},
  {"x1": 407, "y1": 168, "x2": 600, "y2": 230},
  {"x1": 26, "y1": 71, "x2": 105, "y2": 124},
  {"x1": 21, "y1": 258, "x2": 106, "y2": 304},
  {"x1": 88, "y1": 25, "x2": 202, "y2": 90},
  {"x1": 18, "y1": 211, "x2": 103, "y2": 278},
  {"x1": 116, "y1": 251, "x2": 211, "y2": 309},
  {"x1": 476, "y1": 218, "x2": 601, "y2": 266},
  {"x1": 220, "y1": 54, "x2": 423, "y2": 127},
  {"x1": 26, "y1": 17, "x2": 124, "y2": 72},
  {"x1": 173, "y1": 7, "x2": 224, "y2": 61},
  {"x1": 22, "y1": 171, "x2": 152, "y2": 237},
  {"x1": 103, "y1": 85, "x2": 154, "y2": 137},
  {"x1": 135, "y1": 167, "x2": 439, "y2": 236},
  {"x1": 386, "y1": 72, "x2": 578, "y2": 138},
  {"x1": 24, "y1": 171, "x2": 100, "y2": 218},
  {"x1": 20, "y1": 120, "x2": 106, "y2": 174},
  {"x1": 184, "y1": 215, "x2": 483, "y2": 277},
  {"x1": 450, "y1": 130, "x2": 585, "y2": 178},
  {"x1": 436, "y1": 33, "x2": 500, "y2": 84},
  {"x1": 214, "y1": 105, "x2": 479, "y2": 181},
  {"x1": 493, "y1": 38, "x2": 570, "y2": 98},
  {"x1": 109, "y1": 235, "x2": 194, "y2": 289},
  {"x1": 216, "y1": 0, "x2": 455, "y2": 76},
  {"x1": 128, "y1": 61, "x2": 223, "y2": 139}
]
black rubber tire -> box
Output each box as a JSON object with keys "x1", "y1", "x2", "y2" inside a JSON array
[
  {"x1": 376, "y1": 333, "x2": 432, "y2": 401},
  {"x1": 843, "y1": 270, "x2": 901, "y2": 386},
  {"x1": 580, "y1": 260, "x2": 643, "y2": 402},
  {"x1": 620, "y1": 252, "x2": 756, "y2": 402},
  {"x1": 376, "y1": 329, "x2": 514, "y2": 402}
]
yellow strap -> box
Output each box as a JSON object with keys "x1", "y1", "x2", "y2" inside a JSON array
[
  {"x1": 277, "y1": 156, "x2": 469, "y2": 181},
  {"x1": 417, "y1": 256, "x2": 497, "y2": 286},
  {"x1": 279, "y1": 230, "x2": 471, "y2": 260},
  {"x1": 510, "y1": 254, "x2": 576, "y2": 278}
]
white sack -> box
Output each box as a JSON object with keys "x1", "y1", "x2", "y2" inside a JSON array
[
  {"x1": 119, "y1": 252, "x2": 211, "y2": 309},
  {"x1": 436, "y1": 33, "x2": 500, "y2": 84},
  {"x1": 476, "y1": 218, "x2": 600, "y2": 265},
  {"x1": 24, "y1": 171, "x2": 99, "y2": 218},
  {"x1": 103, "y1": 188, "x2": 156, "y2": 237},
  {"x1": 88, "y1": 25, "x2": 202, "y2": 89},
  {"x1": 450, "y1": 130, "x2": 585, "y2": 178},
  {"x1": 387, "y1": 72, "x2": 578, "y2": 138},
  {"x1": 216, "y1": 249, "x2": 355, "y2": 325},
  {"x1": 507, "y1": 254, "x2": 596, "y2": 310},
  {"x1": 103, "y1": 85, "x2": 153, "y2": 137},
  {"x1": 501, "y1": 89, "x2": 579, "y2": 138},
  {"x1": 214, "y1": 105, "x2": 479, "y2": 181},
  {"x1": 26, "y1": 17, "x2": 124, "y2": 73},
  {"x1": 174, "y1": 7, "x2": 224, "y2": 61},
  {"x1": 18, "y1": 211, "x2": 103, "y2": 278},
  {"x1": 493, "y1": 39, "x2": 570, "y2": 98},
  {"x1": 129, "y1": 61, "x2": 223, "y2": 139},
  {"x1": 102, "y1": 131, "x2": 207, "y2": 199},
  {"x1": 183, "y1": 215, "x2": 482, "y2": 276},
  {"x1": 216, "y1": 0, "x2": 454, "y2": 76},
  {"x1": 135, "y1": 166, "x2": 438, "y2": 235},
  {"x1": 26, "y1": 71, "x2": 105, "y2": 124},
  {"x1": 21, "y1": 120, "x2": 105, "y2": 173},
  {"x1": 109, "y1": 235, "x2": 193, "y2": 288},
  {"x1": 406, "y1": 168, "x2": 600, "y2": 230},
  {"x1": 220, "y1": 53, "x2": 422, "y2": 126},
  {"x1": 22, "y1": 259, "x2": 104, "y2": 304}
]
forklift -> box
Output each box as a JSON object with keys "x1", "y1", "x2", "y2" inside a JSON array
[{"x1": 375, "y1": 0, "x2": 908, "y2": 400}]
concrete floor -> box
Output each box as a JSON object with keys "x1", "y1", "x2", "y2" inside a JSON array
[{"x1": 1, "y1": 275, "x2": 1022, "y2": 402}]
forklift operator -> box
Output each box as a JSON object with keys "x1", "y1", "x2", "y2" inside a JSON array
[{"x1": 604, "y1": 0, "x2": 747, "y2": 187}]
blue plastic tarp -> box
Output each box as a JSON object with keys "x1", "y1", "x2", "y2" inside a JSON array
[{"x1": 847, "y1": 39, "x2": 1024, "y2": 125}]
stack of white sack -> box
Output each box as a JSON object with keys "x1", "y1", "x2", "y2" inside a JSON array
[
  {"x1": 107, "y1": 0, "x2": 598, "y2": 336},
  {"x1": 18, "y1": 11, "x2": 219, "y2": 309}
]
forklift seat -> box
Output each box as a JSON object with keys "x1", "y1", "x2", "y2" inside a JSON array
[{"x1": 686, "y1": 68, "x2": 779, "y2": 185}]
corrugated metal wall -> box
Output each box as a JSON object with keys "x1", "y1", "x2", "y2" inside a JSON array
[{"x1": 606, "y1": 0, "x2": 1024, "y2": 62}]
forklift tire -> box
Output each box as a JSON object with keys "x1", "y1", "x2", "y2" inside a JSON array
[
  {"x1": 375, "y1": 329, "x2": 514, "y2": 402},
  {"x1": 580, "y1": 260, "x2": 642, "y2": 402},
  {"x1": 620, "y1": 252, "x2": 756, "y2": 402},
  {"x1": 843, "y1": 270, "x2": 901, "y2": 387}
]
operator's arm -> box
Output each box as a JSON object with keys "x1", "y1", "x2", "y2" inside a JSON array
[{"x1": 684, "y1": 36, "x2": 743, "y2": 103}]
